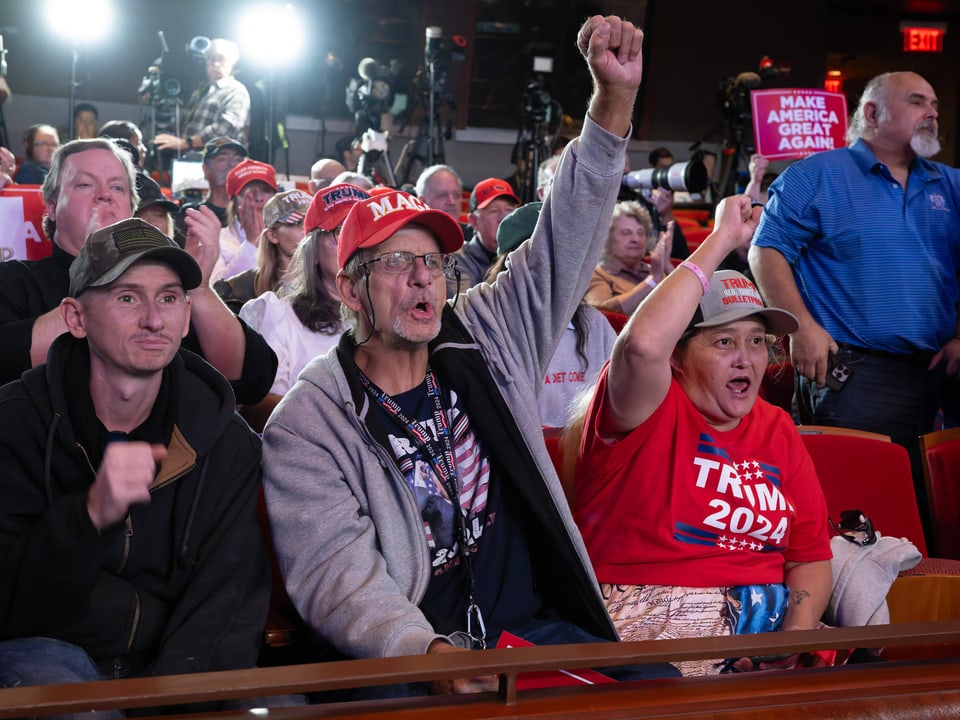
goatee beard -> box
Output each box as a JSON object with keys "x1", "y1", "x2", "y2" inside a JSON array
[{"x1": 911, "y1": 127, "x2": 941, "y2": 158}]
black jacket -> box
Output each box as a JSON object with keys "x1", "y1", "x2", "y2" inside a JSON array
[
  {"x1": 0, "y1": 244, "x2": 278, "y2": 404},
  {"x1": 0, "y1": 335, "x2": 270, "y2": 677}
]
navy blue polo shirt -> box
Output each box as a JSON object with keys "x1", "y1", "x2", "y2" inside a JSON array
[{"x1": 753, "y1": 139, "x2": 960, "y2": 354}]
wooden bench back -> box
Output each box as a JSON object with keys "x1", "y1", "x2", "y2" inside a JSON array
[{"x1": 2, "y1": 622, "x2": 960, "y2": 719}]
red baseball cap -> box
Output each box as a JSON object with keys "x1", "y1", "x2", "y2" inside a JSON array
[
  {"x1": 469, "y1": 178, "x2": 520, "y2": 211},
  {"x1": 304, "y1": 184, "x2": 371, "y2": 234},
  {"x1": 337, "y1": 190, "x2": 464, "y2": 270},
  {"x1": 225, "y1": 159, "x2": 278, "y2": 199}
]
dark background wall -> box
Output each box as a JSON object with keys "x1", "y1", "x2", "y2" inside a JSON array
[{"x1": 0, "y1": 0, "x2": 957, "y2": 180}]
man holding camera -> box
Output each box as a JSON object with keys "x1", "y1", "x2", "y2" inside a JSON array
[{"x1": 153, "y1": 38, "x2": 250, "y2": 154}]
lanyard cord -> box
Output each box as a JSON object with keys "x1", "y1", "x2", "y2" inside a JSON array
[{"x1": 356, "y1": 363, "x2": 487, "y2": 647}]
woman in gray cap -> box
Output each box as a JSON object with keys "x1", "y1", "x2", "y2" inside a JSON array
[{"x1": 569, "y1": 195, "x2": 832, "y2": 676}]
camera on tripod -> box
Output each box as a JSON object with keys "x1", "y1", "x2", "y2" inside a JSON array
[
  {"x1": 717, "y1": 57, "x2": 792, "y2": 128},
  {"x1": 138, "y1": 67, "x2": 181, "y2": 101},
  {"x1": 521, "y1": 57, "x2": 557, "y2": 126},
  {"x1": 346, "y1": 58, "x2": 401, "y2": 135}
]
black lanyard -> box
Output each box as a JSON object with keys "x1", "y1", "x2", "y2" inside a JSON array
[{"x1": 356, "y1": 363, "x2": 487, "y2": 647}]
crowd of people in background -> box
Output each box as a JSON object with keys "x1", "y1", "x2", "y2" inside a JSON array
[{"x1": 0, "y1": 11, "x2": 958, "y2": 716}]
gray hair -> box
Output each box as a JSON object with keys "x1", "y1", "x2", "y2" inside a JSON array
[
  {"x1": 846, "y1": 73, "x2": 893, "y2": 145},
  {"x1": 42, "y1": 138, "x2": 138, "y2": 243},
  {"x1": 284, "y1": 229, "x2": 343, "y2": 334},
  {"x1": 339, "y1": 251, "x2": 369, "y2": 332},
  {"x1": 603, "y1": 200, "x2": 654, "y2": 259},
  {"x1": 331, "y1": 171, "x2": 374, "y2": 191},
  {"x1": 537, "y1": 155, "x2": 560, "y2": 197},
  {"x1": 414, "y1": 164, "x2": 462, "y2": 198}
]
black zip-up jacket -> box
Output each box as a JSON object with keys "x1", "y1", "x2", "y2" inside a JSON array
[{"x1": 0, "y1": 334, "x2": 270, "y2": 677}]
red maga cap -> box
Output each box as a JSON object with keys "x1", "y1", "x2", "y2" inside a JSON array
[
  {"x1": 225, "y1": 159, "x2": 278, "y2": 199},
  {"x1": 337, "y1": 190, "x2": 464, "y2": 270}
]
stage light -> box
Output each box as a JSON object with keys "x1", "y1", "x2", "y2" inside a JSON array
[
  {"x1": 237, "y1": 3, "x2": 306, "y2": 168},
  {"x1": 237, "y1": 3, "x2": 306, "y2": 68},
  {"x1": 45, "y1": 0, "x2": 114, "y2": 139},
  {"x1": 45, "y1": 0, "x2": 113, "y2": 46}
]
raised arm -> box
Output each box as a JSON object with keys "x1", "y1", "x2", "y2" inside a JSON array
[
  {"x1": 605, "y1": 196, "x2": 759, "y2": 434},
  {"x1": 579, "y1": 15, "x2": 644, "y2": 138},
  {"x1": 181, "y1": 204, "x2": 277, "y2": 404}
]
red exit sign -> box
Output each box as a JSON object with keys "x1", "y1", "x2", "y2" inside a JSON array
[{"x1": 901, "y1": 22, "x2": 946, "y2": 53}]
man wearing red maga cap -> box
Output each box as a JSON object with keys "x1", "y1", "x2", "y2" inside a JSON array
[
  {"x1": 445, "y1": 177, "x2": 520, "y2": 297},
  {"x1": 262, "y1": 15, "x2": 678, "y2": 698},
  {"x1": 213, "y1": 159, "x2": 278, "y2": 283}
]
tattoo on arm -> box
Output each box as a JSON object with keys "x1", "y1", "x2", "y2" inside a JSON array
[{"x1": 791, "y1": 589, "x2": 811, "y2": 605}]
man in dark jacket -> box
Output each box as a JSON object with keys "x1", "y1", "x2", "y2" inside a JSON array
[
  {"x1": 0, "y1": 137, "x2": 277, "y2": 405},
  {"x1": 0, "y1": 218, "x2": 270, "y2": 702}
]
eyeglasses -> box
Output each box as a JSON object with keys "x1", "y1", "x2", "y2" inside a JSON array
[
  {"x1": 359, "y1": 251, "x2": 456, "y2": 278},
  {"x1": 34, "y1": 141, "x2": 59, "y2": 148},
  {"x1": 829, "y1": 509, "x2": 877, "y2": 546}
]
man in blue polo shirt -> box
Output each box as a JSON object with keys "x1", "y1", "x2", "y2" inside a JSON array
[{"x1": 749, "y1": 71, "x2": 960, "y2": 490}]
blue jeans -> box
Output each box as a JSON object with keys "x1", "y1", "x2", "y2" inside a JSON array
[
  {"x1": 0, "y1": 637, "x2": 305, "y2": 717},
  {"x1": 352, "y1": 618, "x2": 680, "y2": 700},
  {"x1": 0, "y1": 637, "x2": 123, "y2": 720}
]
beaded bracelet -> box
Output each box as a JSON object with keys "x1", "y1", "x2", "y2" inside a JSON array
[{"x1": 679, "y1": 260, "x2": 710, "y2": 295}]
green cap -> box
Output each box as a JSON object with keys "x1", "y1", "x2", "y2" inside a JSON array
[{"x1": 496, "y1": 201, "x2": 542, "y2": 256}]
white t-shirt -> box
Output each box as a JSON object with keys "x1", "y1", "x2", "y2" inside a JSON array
[
  {"x1": 239, "y1": 292, "x2": 342, "y2": 395},
  {"x1": 539, "y1": 308, "x2": 617, "y2": 428},
  {"x1": 211, "y1": 222, "x2": 256, "y2": 283}
]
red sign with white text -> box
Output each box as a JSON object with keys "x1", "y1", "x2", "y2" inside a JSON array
[{"x1": 751, "y1": 89, "x2": 848, "y2": 161}]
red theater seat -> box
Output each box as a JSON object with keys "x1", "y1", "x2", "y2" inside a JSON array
[{"x1": 919, "y1": 427, "x2": 960, "y2": 560}]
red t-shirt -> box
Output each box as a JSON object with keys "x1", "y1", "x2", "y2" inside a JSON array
[{"x1": 575, "y1": 369, "x2": 831, "y2": 587}]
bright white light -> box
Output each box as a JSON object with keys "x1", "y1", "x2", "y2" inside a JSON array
[
  {"x1": 237, "y1": 3, "x2": 306, "y2": 68},
  {"x1": 45, "y1": 0, "x2": 113, "y2": 45}
]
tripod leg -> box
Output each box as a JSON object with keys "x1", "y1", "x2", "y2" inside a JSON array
[
  {"x1": 393, "y1": 139, "x2": 417, "y2": 186},
  {"x1": 0, "y1": 103, "x2": 8, "y2": 150},
  {"x1": 380, "y1": 146, "x2": 397, "y2": 188}
]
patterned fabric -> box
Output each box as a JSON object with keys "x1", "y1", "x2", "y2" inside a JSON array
[
  {"x1": 603, "y1": 583, "x2": 729, "y2": 676},
  {"x1": 184, "y1": 76, "x2": 250, "y2": 147},
  {"x1": 602, "y1": 582, "x2": 789, "y2": 676}
]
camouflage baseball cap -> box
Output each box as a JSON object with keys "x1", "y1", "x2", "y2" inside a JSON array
[{"x1": 69, "y1": 218, "x2": 201, "y2": 297}]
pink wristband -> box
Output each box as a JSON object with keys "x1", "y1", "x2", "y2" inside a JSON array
[{"x1": 679, "y1": 260, "x2": 710, "y2": 295}]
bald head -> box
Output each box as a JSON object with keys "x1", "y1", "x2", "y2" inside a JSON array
[
  {"x1": 309, "y1": 158, "x2": 347, "y2": 194},
  {"x1": 846, "y1": 71, "x2": 940, "y2": 158}
]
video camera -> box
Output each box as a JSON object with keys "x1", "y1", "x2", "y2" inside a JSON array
[
  {"x1": 521, "y1": 57, "x2": 558, "y2": 127},
  {"x1": 622, "y1": 160, "x2": 708, "y2": 194},
  {"x1": 717, "y1": 57, "x2": 792, "y2": 127},
  {"x1": 346, "y1": 57, "x2": 402, "y2": 135},
  {"x1": 138, "y1": 68, "x2": 181, "y2": 100}
]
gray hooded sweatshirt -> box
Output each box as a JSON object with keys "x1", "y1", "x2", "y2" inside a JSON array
[{"x1": 262, "y1": 114, "x2": 627, "y2": 661}]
